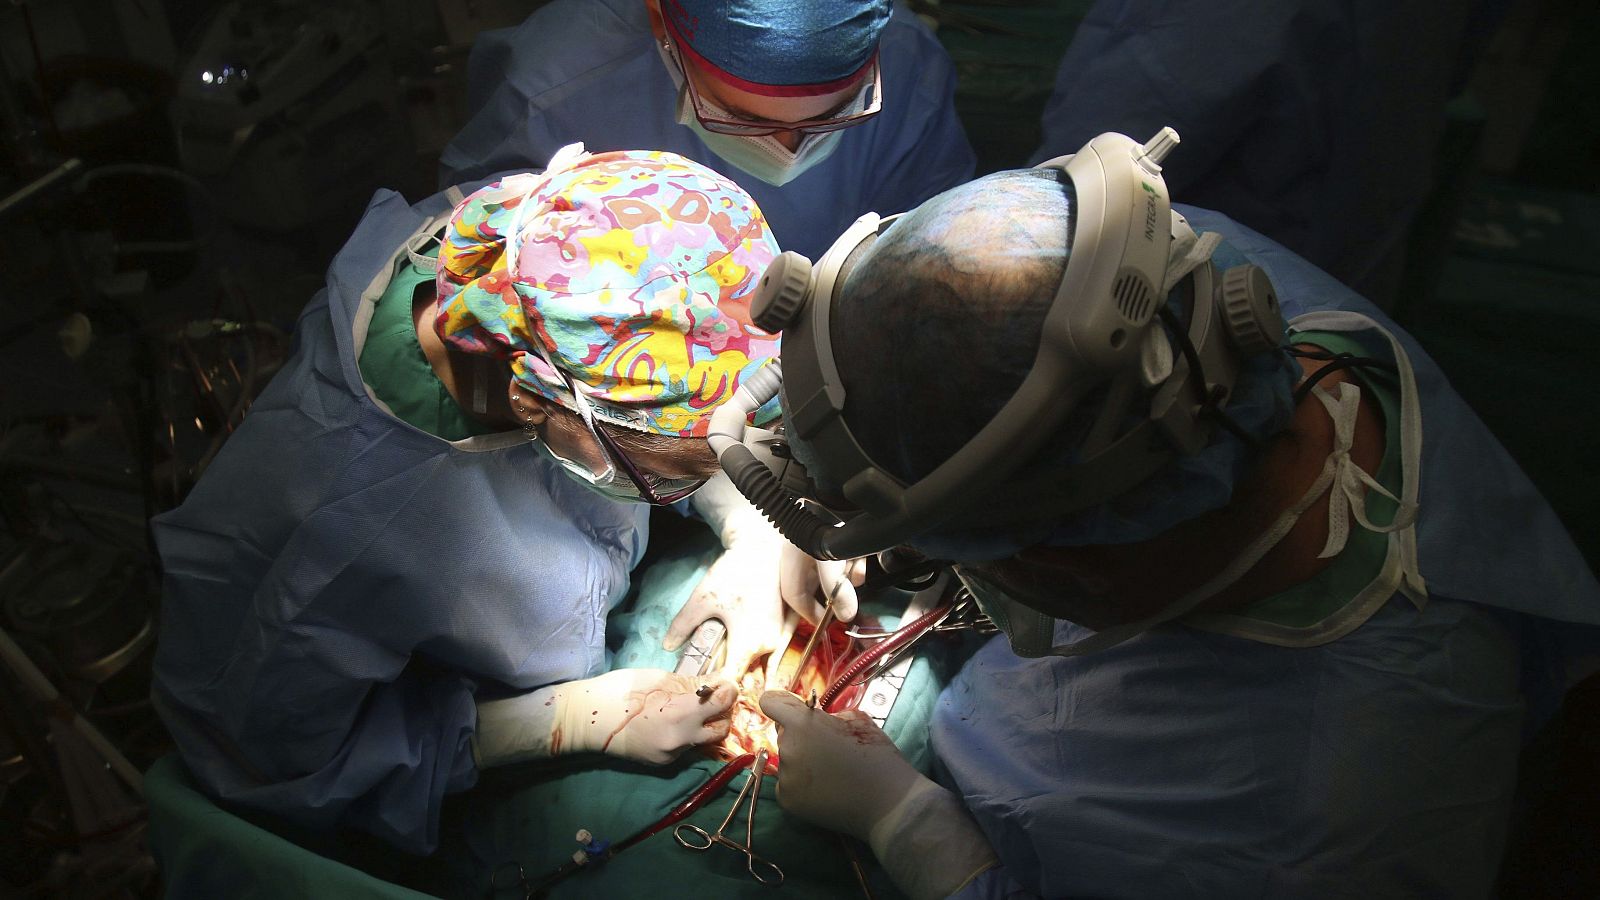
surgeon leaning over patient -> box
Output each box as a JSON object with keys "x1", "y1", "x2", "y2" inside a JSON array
[
  {"x1": 733, "y1": 133, "x2": 1600, "y2": 897},
  {"x1": 439, "y1": 0, "x2": 975, "y2": 260},
  {"x1": 152, "y1": 149, "x2": 793, "y2": 853}
]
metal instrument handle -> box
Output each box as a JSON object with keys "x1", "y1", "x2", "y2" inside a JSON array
[{"x1": 672, "y1": 822, "x2": 715, "y2": 851}]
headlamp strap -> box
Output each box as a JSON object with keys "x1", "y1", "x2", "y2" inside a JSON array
[{"x1": 1163, "y1": 227, "x2": 1221, "y2": 294}]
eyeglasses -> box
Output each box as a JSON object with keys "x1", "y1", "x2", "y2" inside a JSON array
[
  {"x1": 546, "y1": 371, "x2": 708, "y2": 506},
  {"x1": 662, "y1": 36, "x2": 882, "y2": 138},
  {"x1": 587, "y1": 414, "x2": 708, "y2": 506}
]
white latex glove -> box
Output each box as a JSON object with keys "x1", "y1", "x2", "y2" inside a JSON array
[
  {"x1": 475, "y1": 669, "x2": 736, "y2": 768},
  {"x1": 666, "y1": 473, "x2": 789, "y2": 679},
  {"x1": 760, "y1": 690, "x2": 998, "y2": 900},
  {"x1": 778, "y1": 542, "x2": 865, "y2": 625}
]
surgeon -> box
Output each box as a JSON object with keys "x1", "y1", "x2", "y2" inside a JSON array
[
  {"x1": 1031, "y1": 0, "x2": 1508, "y2": 307},
  {"x1": 152, "y1": 148, "x2": 803, "y2": 854},
  {"x1": 438, "y1": 0, "x2": 976, "y2": 260},
  {"x1": 739, "y1": 133, "x2": 1600, "y2": 897}
]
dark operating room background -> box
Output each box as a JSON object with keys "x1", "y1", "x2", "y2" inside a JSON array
[{"x1": 0, "y1": 0, "x2": 1594, "y2": 896}]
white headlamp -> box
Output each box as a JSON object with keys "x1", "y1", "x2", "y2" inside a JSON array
[{"x1": 706, "y1": 129, "x2": 1285, "y2": 560}]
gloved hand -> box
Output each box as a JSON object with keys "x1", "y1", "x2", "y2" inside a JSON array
[
  {"x1": 666, "y1": 473, "x2": 790, "y2": 680},
  {"x1": 760, "y1": 690, "x2": 998, "y2": 900},
  {"x1": 476, "y1": 670, "x2": 736, "y2": 768},
  {"x1": 779, "y1": 542, "x2": 865, "y2": 625}
]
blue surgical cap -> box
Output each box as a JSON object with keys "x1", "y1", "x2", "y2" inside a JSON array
[{"x1": 664, "y1": 0, "x2": 891, "y2": 91}]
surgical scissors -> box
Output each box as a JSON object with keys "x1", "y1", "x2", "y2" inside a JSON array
[{"x1": 673, "y1": 749, "x2": 784, "y2": 885}]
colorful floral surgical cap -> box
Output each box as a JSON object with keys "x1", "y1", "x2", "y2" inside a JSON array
[{"x1": 435, "y1": 147, "x2": 781, "y2": 437}]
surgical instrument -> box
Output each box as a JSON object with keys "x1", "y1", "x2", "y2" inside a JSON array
[
  {"x1": 819, "y1": 600, "x2": 955, "y2": 712},
  {"x1": 504, "y1": 753, "x2": 757, "y2": 897},
  {"x1": 673, "y1": 749, "x2": 784, "y2": 885},
  {"x1": 674, "y1": 617, "x2": 726, "y2": 677},
  {"x1": 788, "y1": 596, "x2": 836, "y2": 693}
]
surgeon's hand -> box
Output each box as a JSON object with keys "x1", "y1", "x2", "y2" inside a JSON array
[
  {"x1": 475, "y1": 670, "x2": 736, "y2": 769},
  {"x1": 779, "y1": 543, "x2": 865, "y2": 625},
  {"x1": 668, "y1": 474, "x2": 789, "y2": 679},
  {"x1": 566, "y1": 669, "x2": 737, "y2": 765},
  {"x1": 760, "y1": 691, "x2": 999, "y2": 900},
  {"x1": 758, "y1": 690, "x2": 923, "y2": 840}
]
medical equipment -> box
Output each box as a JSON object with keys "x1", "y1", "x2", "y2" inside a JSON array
[
  {"x1": 826, "y1": 570, "x2": 948, "y2": 711},
  {"x1": 707, "y1": 128, "x2": 1287, "y2": 560},
  {"x1": 173, "y1": 0, "x2": 409, "y2": 232},
  {"x1": 1286, "y1": 344, "x2": 1398, "y2": 404},
  {"x1": 675, "y1": 611, "x2": 726, "y2": 675},
  {"x1": 922, "y1": 207, "x2": 1600, "y2": 897},
  {"x1": 847, "y1": 572, "x2": 938, "y2": 728},
  {"x1": 705, "y1": 550, "x2": 960, "y2": 762},
  {"x1": 788, "y1": 599, "x2": 837, "y2": 693},
  {"x1": 673, "y1": 749, "x2": 785, "y2": 886},
  {"x1": 780, "y1": 564, "x2": 972, "y2": 719},
  {"x1": 673, "y1": 618, "x2": 727, "y2": 677},
  {"x1": 500, "y1": 753, "x2": 759, "y2": 897},
  {"x1": 721, "y1": 601, "x2": 880, "y2": 760},
  {"x1": 821, "y1": 601, "x2": 949, "y2": 712},
  {"x1": 0, "y1": 624, "x2": 142, "y2": 795}
]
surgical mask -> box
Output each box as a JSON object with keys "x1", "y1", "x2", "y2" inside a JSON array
[
  {"x1": 657, "y1": 41, "x2": 847, "y2": 186},
  {"x1": 535, "y1": 409, "x2": 706, "y2": 505},
  {"x1": 524, "y1": 343, "x2": 707, "y2": 505},
  {"x1": 679, "y1": 101, "x2": 844, "y2": 186},
  {"x1": 540, "y1": 387, "x2": 707, "y2": 504}
]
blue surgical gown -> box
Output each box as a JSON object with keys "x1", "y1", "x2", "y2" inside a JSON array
[
  {"x1": 150, "y1": 186, "x2": 650, "y2": 855},
  {"x1": 1032, "y1": 0, "x2": 1507, "y2": 306},
  {"x1": 437, "y1": 0, "x2": 976, "y2": 260},
  {"x1": 934, "y1": 207, "x2": 1600, "y2": 898}
]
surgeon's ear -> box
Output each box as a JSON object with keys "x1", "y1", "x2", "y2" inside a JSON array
[
  {"x1": 508, "y1": 383, "x2": 550, "y2": 427},
  {"x1": 644, "y1": 0, "x2": 667, "y2": 42}
]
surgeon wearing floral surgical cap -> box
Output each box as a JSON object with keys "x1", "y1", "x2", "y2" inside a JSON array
[{"x1": 150, "y1": 148, "x2": 807, "y2": 854}]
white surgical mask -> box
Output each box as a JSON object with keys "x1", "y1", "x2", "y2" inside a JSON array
[
  {"x1": 678, "y1": 98, "x2": 844, "y2": 186},
  {"x1": 657, "y1": 41, "x2": 848, "y2": 186}
]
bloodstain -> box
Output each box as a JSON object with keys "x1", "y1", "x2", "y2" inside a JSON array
[
  {"x1": 842, "y1": 717, "x2": 884, "y2": 746},
  {"x1": 601, "y1": 687, "x2": 676, "y2": 752},
  {"x1": 549, "y1": 726, "x2": 563, "y2": 756}
]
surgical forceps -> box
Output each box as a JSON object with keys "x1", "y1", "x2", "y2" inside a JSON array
[{"x1": 673, "y1": 749, "x2": 784, "y2": 886}]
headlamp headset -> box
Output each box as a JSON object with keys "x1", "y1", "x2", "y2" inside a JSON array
[{"x1": 706, "y1": 128, "x2": 1286, "y2": 560}]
